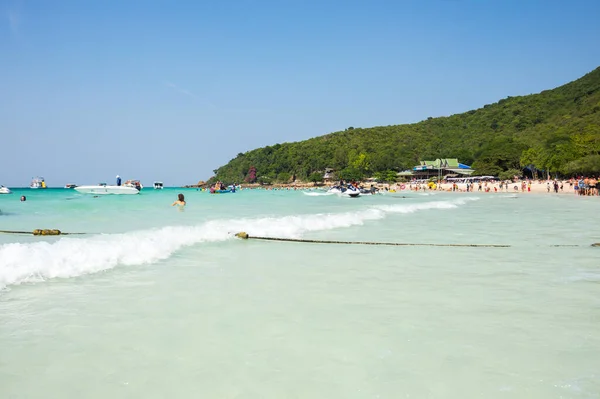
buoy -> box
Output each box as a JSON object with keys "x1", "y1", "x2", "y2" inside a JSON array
[
  {"x1": 35, "y1": 229, "x2": 61, "y2": 236},
  {"x1": 0, "y1": 229, "x2": 85, "y2": 236},
  {"x1": 32, "y1": 229, "x2": 64, "y2": 236},
  {"x1": 235, "y1": 232, "x2": 249, "y2": 239}
]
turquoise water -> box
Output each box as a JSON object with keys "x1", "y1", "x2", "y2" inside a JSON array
[{"x1": 1, "y1": 188, "x2": 599, "y2": 398}]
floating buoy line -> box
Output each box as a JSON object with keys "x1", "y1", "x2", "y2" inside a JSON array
[
  {"x1": 234, "y1": 232, "x2": 600, "y2": 248},
  {"x1": 0, "y1": 229, "x2": 87, "y2": 236},
  {"x1": 0, "y1": 229, "x2": 597, "y2": 247}
]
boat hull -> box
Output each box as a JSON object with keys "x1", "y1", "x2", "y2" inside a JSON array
[
  {"x1": 75, "y1": 185, "x2": 139, "y2": 195},
  {"x1": 0, "y1": 187, "x2": 11, "y2": 194}
]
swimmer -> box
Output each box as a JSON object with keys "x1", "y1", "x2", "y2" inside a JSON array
[
  {"x1": 20, "y1": 195, "x2": 26, "y2": 202},
  {"x1": 172, "y1": 193, "x2": 186, "y2": 208}
]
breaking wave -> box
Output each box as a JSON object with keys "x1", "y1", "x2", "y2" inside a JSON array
[{"x1": 0, "y1": 198, "x2": 478, "y2": 289}]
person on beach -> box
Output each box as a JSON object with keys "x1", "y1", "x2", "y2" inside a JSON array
[{"x1": 172, "y1": 193, "x2": 186, "y2": 208}]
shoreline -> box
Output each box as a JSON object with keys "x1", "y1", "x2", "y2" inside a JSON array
[{"x1": 187, "y1": 179, "x2": 594, "y2": 196}]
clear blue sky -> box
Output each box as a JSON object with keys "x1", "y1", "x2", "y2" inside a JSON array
[{"x1": 2, "y1": 0, "x2": 599, "y2": 187}]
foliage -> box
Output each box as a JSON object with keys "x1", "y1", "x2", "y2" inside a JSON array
[
  {"x1": 373, "y1": 170, "x2": 398, "y2": 183},
  {"x1": 211, "y1": 67, "x2": 600, "y2": 182},
  {"x1": 308, "y1": 172, "x2": 324, "y2": 185},
  {"x1": 338, "y1": 167, "x2": 364, "y2": 181},
  {"x1": 257, "y1": 175, "x2": 272, "y2": 185},
  {"x1": 498, "y1": 169, "x2": 523, "y2": 181},
  {"x1": 276, "y1": 172, "x2": 291, "y2": 183},
  {"x1": 245, "y1": 166, "x2": 257, "y2": 183}
]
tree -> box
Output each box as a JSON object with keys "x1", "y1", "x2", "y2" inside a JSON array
[
  {"x1": 338, "y1": 167, "x2": 364, "y2": 181},
  {"x1": 245, "y1": 166, "x2": 257, "y2": 183},
  {"x1": 308, "y1": 172, "x2": 324, "y2": 185},
  {"x1": 373, "y1": 169, "x2": 397, "y2": 183},
  {"x1": 276, "y1": 172, "x2": 291, "y2": 183},
  {"x1": 257, "y1": 175, "x2": 272, "y2": 185},
  {"x1": 498, "y1": 169, "x2": 522, "y2": 181}
]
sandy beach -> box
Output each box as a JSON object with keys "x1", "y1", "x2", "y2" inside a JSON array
[
  {"x1": 235, "y1": 179, "x2": 588, "y2": 196},
  {"x1": 401, "y1": 180, "x2": 578, "y2": 195}
]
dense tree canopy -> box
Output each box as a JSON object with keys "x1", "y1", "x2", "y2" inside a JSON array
[{"x1": 212, "y1": 67, "x2": 600, "y2": 183}]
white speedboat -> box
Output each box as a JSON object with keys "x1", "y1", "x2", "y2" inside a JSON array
[
  {"x1": 75, "y1": 184, "x2": 140, "y2": 195},
  {"x1": 124, "y1": 180, "x2": 143, "y2": 190},
  {"x1": 0, "y1": 185, "x2": 11, "y2": 194},
  {"x1": 30, "y1": 177, "x2": 47, "y2": 189},
  {"x1": 153, "y1": 181, "x2": 164, "y2": 189}
]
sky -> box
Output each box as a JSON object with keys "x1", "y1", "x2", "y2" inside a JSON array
[{"x1": 1, "y1": 0, "x2": 599, "y2": 187}]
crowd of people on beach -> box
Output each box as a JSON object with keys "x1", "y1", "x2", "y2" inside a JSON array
[
  {"x1": 572, "y1": 177, "x2": 598, "y2": 196},
  {"x1": 400, "y1": 176, "x2": 599, "y2": 196}
]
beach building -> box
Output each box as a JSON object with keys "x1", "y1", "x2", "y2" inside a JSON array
[
  {"x1": 399, "y1": 158, "x2": 474, "y2": 179},
  {"x1": 323, "y1": 168, "x2": 335, "y2": 182}
]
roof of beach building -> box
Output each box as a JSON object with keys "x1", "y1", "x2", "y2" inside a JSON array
[
  {"x1": 416, "y1": 158, "x2": 472, "y2": 169},
  {"x1": 408, "y1": 158, "x2": 475, "y2": 176},
  {"x1": 418, "y1": 158, "x2": 463, "y2": 168}
]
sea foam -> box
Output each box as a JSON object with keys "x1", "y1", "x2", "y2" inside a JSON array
[{"x1": 0, "y1": 198, "x2": 476, "y2": 288}]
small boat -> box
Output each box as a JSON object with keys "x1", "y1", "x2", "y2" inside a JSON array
[
  {"x1": 30, "y1": 177, "x2": 47, "y2": 189},
  {"x1": 64, "y1": 184, "x2": 77, "y2": 189},
  {"x1": 153, "y1": 181, "x2": 164, "y2": 190},
  {"x1": 327, "y1": 185, "x2": 360, "y2": 197},
  {"x1": 75, "y1": 183, "x2": 140, "y2": 195},
  {"x1": 123, "y1": 180, "x2": 143, "y2": 190},
  {"x1": 210, "y1": 183, "x2": 236, "y2": 194},
  {"x1": 0, "y1": 185, "x2": 11, "y2": 194}
]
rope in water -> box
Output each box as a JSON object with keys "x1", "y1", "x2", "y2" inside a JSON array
[
  {"x1": 0, "y1": 229, "x2": 87, "y2": 236},
  {"x1": 0, "y1": 229, "x2": 597, "y2": 247},
  {"x1": 234, "y1": 232, "x2": 600, "y2": 248}
]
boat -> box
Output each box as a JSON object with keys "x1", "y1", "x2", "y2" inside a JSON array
[
  {"x1": 153, "y1": 181, "x2": 164, "y2": 190},
  {"x1": 209, "y1": 183, "x2": 236, "y2": 194},
  {"x1": 64, "y1": 184, "x2": 77, "y2": 189},
  {"x1": 30, "y1": 177, "x2": 47, "y2": 189},
  {"x1": 123, "y1": 180, "x2": 143, "y2": 190},
  {"x1": 359, "y1": 186, "x2": 379, "y2": 195},
  {"x1": 0, "y1": 185, "x2": 11, "y2": 194},
  {"x1": 74, "y1": 183, "x2": 140, "y2": 195},
  {"x1": 327, "y1": 185, "x2": 361, "y2": 197}
]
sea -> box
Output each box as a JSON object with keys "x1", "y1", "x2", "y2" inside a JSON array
[{"x1": 0, "y1": 187, "x2": 599, "y2": 398}]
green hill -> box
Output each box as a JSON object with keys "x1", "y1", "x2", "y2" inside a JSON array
[{"x1": 212, "y1": 67, "x2": 600, "y2": 184}]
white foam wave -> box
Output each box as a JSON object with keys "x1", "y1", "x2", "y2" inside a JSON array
[
  {"x1": 302, "y1": 191, "x2": 334, "y2": 196},
  {"x1": 0, "y1": 198, "x2": 478, "y2": 288},
  {"x1": 375, "y1": 197, "x2": 479, "y2": 213}
]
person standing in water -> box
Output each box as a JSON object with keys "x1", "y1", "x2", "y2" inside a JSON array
[{"x1": 172, "y1": 193, "x2": 186, "y2": 208}]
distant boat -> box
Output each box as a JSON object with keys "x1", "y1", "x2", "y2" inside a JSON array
[
  {"x1": 75, "y1": 184, "x2": 140, "y2": 195},
  {"x1": 30, "y1": 177, "x2": 47, "y2": 189},
  {"x1": 0, "y1": 185, "x2": 11, "y2": 194},
  {"x1": 64, "y1": 184, "x2": 77, "y2": 189},
  {"x1": 210, "y1": 184, "x2": 236, "y2": 194},
  {"x1": 153, "y1": 181, "x2": 164, "y2": 190}
]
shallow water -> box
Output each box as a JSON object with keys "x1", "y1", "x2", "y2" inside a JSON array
[{"x1": 1, "y1": 188, "x2": 599, "y2": 398}]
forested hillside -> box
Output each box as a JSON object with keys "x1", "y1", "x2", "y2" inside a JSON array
[{"x1": 212, "y1": 67, "x2": 600, "y2": 184}]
